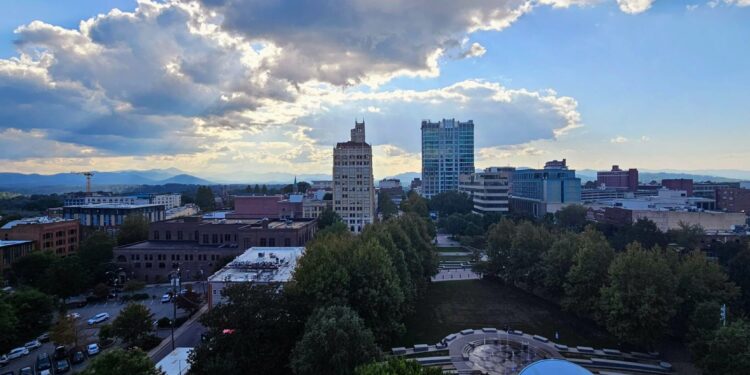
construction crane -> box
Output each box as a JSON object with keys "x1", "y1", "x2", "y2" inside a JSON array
[{"x1": 71, "y1": 171, "x2": 95, "y2": 194}]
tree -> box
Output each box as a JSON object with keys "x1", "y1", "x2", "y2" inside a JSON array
[
  {"x1": 44, "y1": 255, "x2": 89, "y2": 299},
  {"x1": 117, "y1": 214, "x2": 149, "y2": 245},
  {"x1": 123, "y1": 279, "x2": 146, "y2": 293},
  {"x1": 428, "y1": 191, "x2": 473, "y2": 217},
  {"x1": 599, "y1": 244, "x2": 677, "y2": 347},
  {"x1": 50, "y1": 315, "x2": 82, "y2": 348},
  {"x1": 554, "y1": 204, "x2": 589, "y2": 231},
  {"x1": 190, "y1": 284, "x2": 305, "y2": 375},
  {"x1": 7, "y1": 288, "x2": 54, "y2": 338},
  {"x1": 253, "y1": 184, "x2": 260, "y2": 194},
  {"x1": 77, "y1": 231, "x2": 116, "y2": 284},
  {"x1": 506, "y1": 221, "x2": 553, "y2": 288},
  {"x1": 728, "y1": 247, "x2": 750, "y2": 312},
  {"x1": 195, "y1": 186, "x2": 215, "y2": 211},
  {"x1": 400, "y1": 191, "x2": 428, "y2": 218},
  {"x1": 541, "y1": 232, "x2": 580, "y2": 298},
  {"x1": 112, "y1": 303, "x2": 154, "y2": 347},
  {"x1": 378, "y1": 192, "x2": 398, "y2": 220},
  {"x1": 484, "y1": 218, "x2": 516, "y2": 278},
  {"x1": 699, "y1": 320, "x2": 750, "y2": 375},
  {"x1": 669, "y1": 222, "x2": 705, "y2": 250},
  {"x1": 355, "y1": 358, "x2": 444, "y2": 375},
  {"x1": 317, "y1": 207, "x2": 342, "y2": 230},
  {"x1": 609, "y1": 218, "x2": 667, "y2": 250},
  {"x1": 686, "y1": 301, "x2": 722, "y2": 360},
  {"x1": 0, "y1": 299, "x2": 19, "y2": 353},
  {"x1": 562, "y1": 228, "x2": 615, "y2": 319},
  {"x1": 81, "y1": 348, "x2": 164, "y2": 375},
  {"x1": 12, "y1": 252, "x2": 57, "y2": 289},
  {"x1": 290, "y1": 306, "x2": 380, "y2": 375},
  {"x1": 261, "y1": 184, "x2": 268, "y2": 195},
  {"x1": 175, "y1": 288, "x2": 203, "y2": 315}
]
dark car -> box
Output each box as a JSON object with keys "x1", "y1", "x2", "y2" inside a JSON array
[
  {"x1": 55, "y1": 359, "x2": 71, "y2": 374},
  {"x1": 70, "y1": 350, "x2": 85, "y2": 365},
  {"x1": 36, "y1": 352, "x2": 52, "y2": 371},
  {"x1": 53, "y1": 346, "x2": 67, "y2": 360},
  {"x1": 19, "y1": 367, "x2": 34, "y2": 375}
]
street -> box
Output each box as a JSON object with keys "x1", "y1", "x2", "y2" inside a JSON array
[{"x1": 149, "y1": 305, "x2": 208, "y2": 364}]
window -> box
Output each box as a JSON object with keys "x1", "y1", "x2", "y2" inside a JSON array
[
  {"x1": 177, "y1": 231, "x2": 183, "y2": 240},
  {"x1": 158, "y1": 263, "x2": 165, "y2": 269},
  {"x1": 212, "y1": 234, "x2": 218, "y2": 244},
  {"x1": 284, "y1": 238, "x2": 291, "y2": 246},
  {"x1": 260, "y1": 238, "x2": 267, "y2": 246},
  {"x1": 269, "y1": 238, "x2": 276, "y2": 246},
  {"x1": 202, "y1": 234, "x2": 209, "y2": 244},
  {"x1": 165, "y1": 231, "x2": 172, "y2": 240},
  {"x1": 153, "y1": 231, "x2": 160, "y2": 240},
  {"x1": 145, "y1": 262, "x2": 152, "y2": 268}
]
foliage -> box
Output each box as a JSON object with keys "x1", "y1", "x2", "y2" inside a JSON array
[
  {"x1": 7, "y1": 287, "x2": 54, "y2": 338},
  {"x1": 0, "y1": 299, "x2": 19, "y2": 353},
  {"x1": 400, "y1": 191, "x2": 429, "y2": 218},
  {"x1": 728, "y1": 247, "x2": 750, "y2": 312},
  {"x1": 11, "y1": 251, "x2": 57, "y2": 288},
  {"x1": 506, "y1": 222, "x2": 552, "y2": 289},
  {"x1": 438, "y1": 213, "x2": 483, "y2": 237},
  {"x1": 117, "y1": 214, "x2": 150, "y2": 245},
  {"x1": 668, "y1": 222, "x2": 705, "y2": 250},
  {"x1": 317, "y1": 206, "x2": 342, "y2": 230},
  {"x1": 80, "y1": 348, "x2": 164, "y2": 375},
  {"x1": 290, "y1": 305, "x2": 380, "y2": 375},
  {"x1": 561, "y1": 228, "x2": 614, "y2": 319},
  {"x1": 112, "y1": 303, "x2": 155, "y2": 346},
  {"x1": 428, "y1": 190, "x2": 473, "y2": 217},
  {"x1": 190, "y1": 284, "x2": 305, "y2": 375},
  {"x1": 554, "y1": 204, "x2": 589, "y2": 231},
  {"x1": 599, "y1": 244, "x2": 677, "y2": 347},
  {"x1": 378, "y1": 192, "x2": 399, "y2": 219},
  {"x1": 123, "y1": 279, "x2": 146, "y2": 293},
  {"x1": 282, "y1": 181, "x2": 311, "y2": 194},
  {"x1": 355, "y1": 358, "x2": 444, "y2": 375},
  {"x1": 699, "y1": 320, "x2": 750, "y2": 375},
  {"x1": 44, "y1": 255, "x2": 89, "y2": 299},
  {"x1": 540, "y1": 232, "x2": 579, "y2": 298},
  {"x1": 607, "y1": 218, "x2": 668, "y2": 251},
  {"x1": 50, "y1": 315, "x2": 79, "y2": 348},
  {"x1": 175, "y1": 289, "x2": 203, "y2": 315},
  {"x1": 195, "y1": 185, "x2": 215, "y2": 212},
  {"x1": 93, "y1": 283, "x2": 110, "y2": 300},
  {"x1": 686, "y1": 301, "x2": 722, "y2": 359},
  {"x1": 98, "y1": 323, "x2": 114, "y2": 342}
]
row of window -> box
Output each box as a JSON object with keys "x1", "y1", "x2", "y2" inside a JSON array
[{"x1": 127, "y1": 253, "x2": 222, "y2": 262}]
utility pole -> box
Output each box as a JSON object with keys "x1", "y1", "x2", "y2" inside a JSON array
[{"x1": 171, "y1": 267, "x2": 181, "y2": 350}]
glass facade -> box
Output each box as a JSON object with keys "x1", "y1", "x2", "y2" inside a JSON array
[{"x1": 421, "y1": 119, "x2": 475, "y2": 198}]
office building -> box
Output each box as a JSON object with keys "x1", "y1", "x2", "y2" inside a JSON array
[
  {"x1": 228, "y1": 195, "x2": 303, "y2": 219},
  {"x1": 421, "y1": 119, "x2": 475, "y2": 198},
  {"x1": 113, "y1": 216, "x2": 316, "y2": 283},
  {"x1": 694, "y1": 181, "x2": 742, "y2": 200},
  {"x1": 378, "y1": 178, "x2": 405, "y2": 206},
  {"x1": 597, "y1": 165, "x2": 639, "y2": 191},
  {"x1": 0, "y1": 217, "x2": 80, "y2": 256},
  {"x1": 65, "y1": 193, "x2": 182, "y2": 209},
  {"x1": 459, "y1": 167, "x2": 513, "y2": 215},
  {"x1": 63, "y1": 204, "x2": 166, "y2": 230},
  {"x1": 333, "y1": 121, "x2": 375, "y2": 233},
  {"x1": 207, "y1": 247, "x2": 305, "y2": 307},
  {"x1": 0, "y1": 240, "x2": 33, "y2": 274},
  {"x1": 581, "y1": 188, "x2": 628, "y2": 203},
  {"x1": 661, "y1": 179, "x2": 694, "y2": 196},
  {"x1": 510, "y1": 159, "x2": 582, "y2": 218},
  {"x1": 716, "y1": 187, "x2": 750, "y2": 213}
]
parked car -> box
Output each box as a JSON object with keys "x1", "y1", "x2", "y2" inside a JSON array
[
  {"x1": 0, "y1": 355, "x2": 7, "y2": 367},
  {"x1": 55, "y1": 358, "x2": 71, "y2": 374},
  {"x1": 53, "y1": 346, "x2": 67, "y2": 361},
  {"x1": 7, "y1": 347, "x2": 30, "y2": 360},
  {"x1": 39, "y1": 371, "x2": 51, "y2": 375},
  {"x1": 87, "y1": 312, "x2": 110, "y2": 325},
  {"x1": 66, "y1": 312, "x2": 81, "y2": 320},
  {"x1": 19, "y1": 367, "x2": 33, "y2": 375},
  {"x1": 24, "y1": 340, "x2": 42, "y2": 351},
  {"x1": 161, "y1": 294, "x2": 172, "y2": 303},
  {"x1": 70, "y1": 349, "x2": 85, "y2": 365},
  {"x1": 1, "y1": 372, "x2": 13, "y2": 375},
  {"x1": 86, "y1": 343, "x2": 100, "y2": 357},
  {"x1": 37, "y1": 333, "x2": 50, "y2": 343},
  {"x1": 36, "y1": 352, "x2": 52, "y2": 372}
]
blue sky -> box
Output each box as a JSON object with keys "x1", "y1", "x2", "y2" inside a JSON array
[{"x1": 0, "y1": 0, "x2": 748, "y2": 181}]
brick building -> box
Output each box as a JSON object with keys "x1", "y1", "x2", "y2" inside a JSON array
[
  {"x1": 1, "y1": 240, "x2": 33, "y2": 274},
  {"x1": 228, "y1": 195, "x2": 303, "y2": 219},
  {"x1": 114, "y1": 217, "x2": 316, "y2": 282},
  {"x1": 716, "y1": 188, "x2": 750, "y2": 213},
  {"x1": 596, "y1": 165, "x2": 639, "y2": 192},
  {"x1": 0, "y1": 217, "x2": 80, "y2": 256},
  {"x1": 662, "y1": 179, "x2": 694, "y2": 196}
]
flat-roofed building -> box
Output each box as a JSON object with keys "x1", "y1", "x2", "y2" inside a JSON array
[
  {"x1": 64, "y1": 203, "x2": 166, "y2": 230},
  {"x1": 0, "y1": 217, "x2": 80, "y2": 256},
  {"x1": 421, "y1": 118, "x2": 475, "y2": 198},
  {"x1": 510, "y1": 159, "x2": 582, "y2": 218},
  {"x1": 459, "y1": 167, "x2": 513, "y2": 215},
  {"x1": 333, "y1": 121, "x2": 375, "y2": 233},
  {"x1": 596, "y1": 165, "x2": 638, "y2": 192},
  {"x1": 1, "y1": 240, "x2": 33, "y2": 274},
  {"x1": 207, "y1": 247, "x2": 305, "y2": 307},
  {"x1": 229, "y1": 195, "x2": 303, "y2": 219}
]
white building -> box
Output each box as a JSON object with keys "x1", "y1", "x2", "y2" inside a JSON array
[
  {"x1": 65, "y1": 193, "x2": 181, "y2": 209},
  {"x1": 166, "y1": 204, "x2": 200, "y2": 220},
  {"x1": 459, "y1": 167, "x2": 512, "y2": 215},
  {"x1": 333, "y1": 121, "x2": 375, "y2": 233},
  {"x1": 155, "y1": 347, "x2": 192, "y2": 375},
  {"x1": 207, "y1": 247, "x2": 305, "y2": 307}
]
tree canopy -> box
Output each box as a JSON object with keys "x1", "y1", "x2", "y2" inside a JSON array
[
  {"x1": 81, "y1": 348, "x2": 164, "y2": 375},
  {"x1": 355, "y1": 358, "x2": 444, "y2": 375},
  {"x1": 428, "y1": 190, "x2": 473, "y2": 217},
  {"x1": 112, "y1": 303, "x2": 155, "y2": 347},
  {"x1": 117, "y1": 214, "x2": 149, "y2": 245}
]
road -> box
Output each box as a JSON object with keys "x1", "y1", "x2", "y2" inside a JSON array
[
  {"x1": 149, "y1": 305, "x2": 208, "y2": 363},
  {"x1": 1, "y1": 285, "x2": 191, "y2": 374}
]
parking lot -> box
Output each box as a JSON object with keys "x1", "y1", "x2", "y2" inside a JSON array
[{"x1": 2, "y1": 285, "x2": 193, "y2": 374}]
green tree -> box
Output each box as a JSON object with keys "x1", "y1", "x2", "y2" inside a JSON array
[
  {"x1": 554, "y1": 204, "x2": 589, "y2": 231},
  {"x1": 562, "y1": 228, "x2": 615, "y2": 318},
  {"x1": 356, "y1": 358, "x2": 444, "y2": 375},
  {"x1": 195, "y1": 186, "x2": 215, "y2": 211},
  {"x1": 686, "y1": 301, "x2": 722, "y2": 360},
  {"x1": 12, "y1": 251, "x2": 57, "y2": 288},
  {"x1": 292, "y1": 232, "x2": 353, "y2": 307},
  {"x1": 599, "y1": 244, "x2": 677, "y2": 347},
  {"x1": 44, "y1": 255, "x2": 89, "y2": 299},
  {"x1": 81, "y1": 348, "x2": 164, "y2": 375},
  {"x1": 93, "y1": 283, "x2": 110, "y2": 300},
  {"x1": 317, "y1": 206, "x2": 342, "y2": 230},
  {"x1": 123, "y1": 279, "x2": 146, "y2": 293},
  {"x1": 484, "y1": 218, "x2": 516, "y2": 278},
  {"x1": 428, "y1": 191, "x2": 473, "y2": 217},
  {"x1": 290, "y1": 305, "x2": 380, "y2": 375},
  {"x1": 261, "y1": 184, "x2": 268, "y2": 195},
  {"x1": 253, "y1": 184, "x2": 260, "y2": 194},
  {"x1": 506, "y1": 221, "x2": 553, "y2": 288},
  {"x1": 117, "y1": 214, "x2": 149, "y2": 245},
  {"x1": 699, "y1": 320, "x2": 750, "y2": 375},
  {"x1": 175, "y1": 288, "x2": 203, "y2": 315},
  {"x1": 112, "y1": 303, "x2": 154, "y2": 346},
  {"x1": 7, "y1": 288, "x2": 54, "y2": 338},
  {"x1": 78, "y1": 231, "x2": 116, "y2": 284},
  {"x1": 728, "y1": 247, "x2": 750, "y2": 311},
  {"x1": 50, "y1": 315, "x2": 83, "y2": 348},
  {"x1": 190, "y1": 284, "x2": 305, "y2": 375},
  {"x1": 378, "y1": 192, "x2": 398, "y2": 220},
  {"x1": 400, "y1": 191, "x2": 428, "y2": 218},
  {"x1": 0, "y1": 299, "x2": 19, "y2": 353},
  {"x1": 541, "y1": 232, "x2": 580, "y2": 298},
  {"x1": 668, "y1": 222, "x2": 705, "y2": 250}
]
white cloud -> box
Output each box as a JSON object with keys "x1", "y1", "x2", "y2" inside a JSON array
[
  {"x1": 617, "y1": 0, "x2": 655, "y2": 14},
  {"x1": 686, "y1": 4, "x2": 700, "y2": 10},
  {"x1": 610, "y1": 136, "x2": 629, "y2": 143},
  {"x1": 462, "y1": 42, "x2": 488, "y2": 58}
]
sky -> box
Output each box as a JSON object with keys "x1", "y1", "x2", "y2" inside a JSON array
[{"x1": 0, "y1": 0, "x2": 749, "y2": 182}]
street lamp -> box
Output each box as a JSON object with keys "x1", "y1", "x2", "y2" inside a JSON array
[{"x1": 170, "y1": 266, "x2": 181, "y2": 350}]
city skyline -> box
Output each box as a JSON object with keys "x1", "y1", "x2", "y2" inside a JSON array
[{"x1": 1, "y1": 1, "x2": 749, "y2": 181}]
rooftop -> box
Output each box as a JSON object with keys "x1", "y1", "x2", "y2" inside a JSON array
[
  {"x1": 208, "y1": 247, "x2": 305, "y2": 284},
  {"x1": 116, "y1": 241, "x2": 235, "y2": 250},
  {"x1": 0, "y1": 240, "x2": 33, "y2": 248},
  {"x1": 64, "y1": 203, "x2": 164, "y2": 209},
  {"x1": 1, "y1": 216, "x2": 76, "y2": 229}
]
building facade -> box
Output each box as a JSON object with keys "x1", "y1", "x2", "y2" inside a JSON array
[
  {"x1": 228, "y1": 195, "x2": 303, "y2": 219},
  {"x1": 114, "y1": 217, "x2": 316, "y2": 282},
  {"x1": 65, "y1": 193, "x2": 181, "y2": 209},
  {"x1": 661, "y1": 179, "x2": 694, "y2": 196},
  {"x1": 694, "y1": 182, "x2": 742, "y2": 200},
  {"x1": 333, "y1": 121, "x2": 376, "y2": 233},
  {"x1": 421, "y1": 119, "x2": 474, "y2": 198},
  {"x1": 510, "y1": 159, "x2": 582, "y2": 218},
  {"x1": 63, "y1": 204, "x2": 166, "y2": 229},
  {"x1": 716, "y1": 188, "x2": 750, "y2": 213},
  {"x1": 0, "y1": 240, "x2": 33, "y2": 274},
  {"x1": 459, "y1": 167, "x2": 513, "y2": 215},
  {"x1": 207, "y1": 247, "x2": 305, "y2": 307},
  {"x1": 0, "y1": 217, "x2": 80, "y2": 256},
  {"x1": 596, "y1": 165, "x2": 639, "y2": 191}
]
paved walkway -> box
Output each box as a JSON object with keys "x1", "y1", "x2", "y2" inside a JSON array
[{"x1": 432, "y1": 268, "x2": 481, "y2": 282}]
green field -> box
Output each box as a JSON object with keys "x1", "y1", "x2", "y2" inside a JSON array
[{"x1": 401, "y1": 279, "x2": 619, "y2": 349}]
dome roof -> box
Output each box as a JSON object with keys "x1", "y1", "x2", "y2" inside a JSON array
[{"x1": 519, "y1": 359, "x2": 592, "y2": 375}]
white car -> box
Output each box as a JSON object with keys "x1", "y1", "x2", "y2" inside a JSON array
[
  {"x1": 161, "y1": 294, "x2": 172, "y2": 303},
  {"x1": 39, "y1": 370, "x2": 52, "y2": 375},
  {"x1": 6, "y1": 347, "x2": 29, "y2": 360},
  {"x1": 0, "y1": 354, "x2": 8, "y2": 366},
  {"x1": 87, "y1": 343, "x2": 100, "y2": 356},
  {"x1": 66, "y1": 312, "x2": 81, "y2": 320},
  {"x1": 87, "y1": 312, "x2": 110, "y2": 325},
  {"x1": 24, "y1": 340, "x2": 42, "y2": 350}
]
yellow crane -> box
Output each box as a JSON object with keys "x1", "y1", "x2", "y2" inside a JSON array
[{"x1": 71, "y1": 171, "x2": 95, "y2": 194}]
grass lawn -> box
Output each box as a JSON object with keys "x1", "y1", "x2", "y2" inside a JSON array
[{"x1": 401, "y1": 279, "x2": 619, "y2": 349}]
